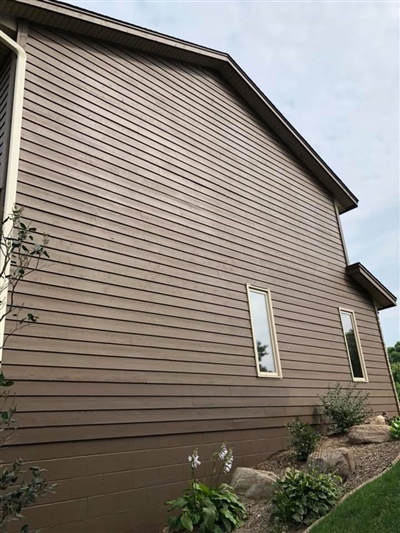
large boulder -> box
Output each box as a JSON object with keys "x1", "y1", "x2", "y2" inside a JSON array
[
  {"x1": 307, "y1": 447, "x2": 355, "y2": 479},
  {"x1": 348, "y1": 424, "x2": 391, "y2": 444},
  {"x1": 231, "y1": 467, "x2": 278, "y2": 500}
]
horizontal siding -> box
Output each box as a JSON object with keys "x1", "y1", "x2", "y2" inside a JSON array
[
  {"x1": 3, "y1": 429, "x2": 286, "y2": 533},
  {"x1": 3, "y1": 24, "x2": 397, "y2": 453},
  {"x1": 27, "y1": 28, "x2": 332, "y2": 206}
]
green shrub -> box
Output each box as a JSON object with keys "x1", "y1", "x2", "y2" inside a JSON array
[
  {"x1": 272, "y1": 468, "x2": 342, "y2": 527},
  {"x1": 166, "y1": 444, "x2": 247, "y2": 532},
  {"x1": 389, "y1": 417, "x2": 400, "y2": 440},
  {"x1": 287, "y1": 419, "x2": 321, "y2": 462},
  {"x1": 391, "y1": 362, "x2": 400, "y2": 401},
  {"x1": 319, "y1": 382, "x2": 372, "y2": 434}
]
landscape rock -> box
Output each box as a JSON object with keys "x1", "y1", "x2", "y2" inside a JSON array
[
  {"x1": 348, "y1": 424, "x2": 391, "y2": 444},
  {"x1": 231, "y1": 467, "x2": 278, "y2": 500},
  {"x1": 366, "y1": 415, "x2": 387, "y2": 426},
  {"x1": 307, "y1": 447, "x2": 355, "y2": 479}
]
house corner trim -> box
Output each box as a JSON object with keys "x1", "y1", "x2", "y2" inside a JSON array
[{"x1": 0, "y1": 28, "x2": 27, "y2": 366}]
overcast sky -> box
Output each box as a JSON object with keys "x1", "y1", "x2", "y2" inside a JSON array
[{"x1": 66, "y1": 0, "x2": 399, "y2": 346}]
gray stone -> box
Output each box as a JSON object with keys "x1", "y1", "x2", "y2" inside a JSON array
[
  {"x1": 348, "y1": 424, "x2": 392, "y2": 444},
  {"x1": 366, "y1": 415, "x2": 387, "y2": 426},
  {"x1": 307, "y1": 447, "x2": 355, "y2": 479},
  {"x1": 231, "y1": 467, "x2": 278, "y2": 500}
]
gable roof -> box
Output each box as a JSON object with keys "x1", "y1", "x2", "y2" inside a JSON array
[
  {"x1": 346, "y1": 263, "x2": 397, "y2": 310},
  {"x1": 1, "y1": 0, "x2": 359, "y2": 213}
]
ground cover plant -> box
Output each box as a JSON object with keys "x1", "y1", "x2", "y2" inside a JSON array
[
  {"x1": 271, "y1": 468, "x2": 342, "y2": 529},
  {"x1": 309, "y1": 459, "x2": 400, "y2": 533},
  {"x1": 166, "y1": 444, "x2": 247, "y2": 532},
  {"x1": 319, "y1": 383, "x2": 372, "y2": 434}
]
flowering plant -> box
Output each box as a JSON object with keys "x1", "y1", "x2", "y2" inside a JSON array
[{"x1": 166, "y1": 443, "x2": 247, "y2": 532}]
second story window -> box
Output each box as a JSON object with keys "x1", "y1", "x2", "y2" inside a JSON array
[
  {"x1": 339, "y1": 308, "x2": 368, "y2": 381},
  {"x1": 247, "y1": 285, "x2": 282, "y2": 378}
]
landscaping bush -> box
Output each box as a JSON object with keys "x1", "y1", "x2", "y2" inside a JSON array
[
  {"x1": 287, "y1": 419, "x2": 321, "y2": 462},
  {"x1": 166, "y1": 444, "x2": 247, "y2": 532},
  {"x1": 271, "y1": 468, "x2": 342, "y2": 527},
  {"x1": 319, "y1": 382, "x2": 372, "y2": 434},
  {"x1": 389, "y1": 417, "x2": 400, "y2": 440}
]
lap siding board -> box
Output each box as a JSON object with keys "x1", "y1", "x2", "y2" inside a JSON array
[{"x1": 0, "y1": 20, "x2": 396, "y2": 533}]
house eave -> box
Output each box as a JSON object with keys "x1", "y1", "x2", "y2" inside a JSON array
[
  {"x1": 346, "y1": 263, "x2": 397, "y2": 310},
  {"x1": 1, "y1": 0, "x2": 358, "y2": 214}
]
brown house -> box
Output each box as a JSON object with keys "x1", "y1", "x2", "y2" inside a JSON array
[{"x1": 0, "y1": 1, "x2": 398, "y2": 531}]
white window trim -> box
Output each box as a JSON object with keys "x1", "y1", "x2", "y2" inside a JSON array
[
  {"x1": 247, "y1": 284, "x2": 282, "y2": 379},
  {"x1": 338, "y1": 307, "x2": 368, "y2": 383}
]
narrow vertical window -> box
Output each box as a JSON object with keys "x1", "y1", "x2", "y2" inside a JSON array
[
  {"x1": 339, "y1": 308, "x2": 367, "y2": 381},
  {"x1": 247, "y1": 285, "x2": 282, "y2": 378}
]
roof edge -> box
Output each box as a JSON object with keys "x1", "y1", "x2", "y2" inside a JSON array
[
  {"x1": 4, "y1": 0, "x2": 359, "y2": 212},
  {"x1": 346, "y1": 262, "x2": 397, "y2": 310}
]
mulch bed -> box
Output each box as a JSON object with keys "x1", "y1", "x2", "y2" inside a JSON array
[
  {"x1": 233, "y1": 435, "x2": 400, "y2": 533},
  {"x1": 161, "y1": 435, "x2": 400, "y2": 533}
]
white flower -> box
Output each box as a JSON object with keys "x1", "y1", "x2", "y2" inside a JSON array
[
  {"x1": 192, "y1": 455, "x2": 201, "y2": 468},
  {"x1": 188, "y1": 450, "x2": 201, "y2": 469},
  {"x1": 218, "y1": 445, "x2": 228, "y2": 460},
  {"x1": 223, "y1": 450, "x2": 234, "y2": 473},
  {"x1": 223, "y1": 458, "x2": 233, "y2": 473}
]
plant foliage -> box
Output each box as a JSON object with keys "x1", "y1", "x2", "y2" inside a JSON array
[
  {"x1": 166, "y1": 482, "x2": 247, "y2": 533},
  {"x1": 0, "y1": 207, "x2": 49, "y2": 344},
  {"x1": 390, "y1": 362, "x2": 400, "y2": 401},
  {"x1": 166, "y1": 444, "x2": 247, "y2": 532},
  {"x1": 0, "y1": 208, "x2": 54, "y2": 532},
  {"x1": 287, "y1": 419, "x2": 321, "y2": 462},
  {"x1": 387, "y1": 342, "x2": 400, "y2": 365},
  {"x1": 389, "y1": 417, "x2": 400, "y2": 440},
  {"x1": 272, "y1": 468, "x2": 342, "y2": 527},
  {"x1": 319, "y1": 382, "x2": 372, "y2": 434},
  {"x1": 387, "y1": 342, "x2": 400, "y2": 401},
  {"x1": 0, "y1": 457, "x2": 55, "y2": 532}
]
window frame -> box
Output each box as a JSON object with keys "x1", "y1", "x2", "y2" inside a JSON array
[
  {"x1": 338, "y1": 307, "x2": 368, "y2": 382},
  {"x1": 246, "y1": 284, "x2": 282, "y2": 378}
]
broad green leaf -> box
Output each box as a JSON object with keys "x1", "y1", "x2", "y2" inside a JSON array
[
  {"x1": 181, "y1": 512, "x2": 193, "y2": 532},
  {"x1": 202, "y1": 505, "x2": 216, "y2": 529}
]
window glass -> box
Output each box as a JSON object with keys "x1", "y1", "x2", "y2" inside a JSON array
[
  {"x1": 340, "y1": 310, "x2": 365, "y2": 380},
  {"x1": 248, "y1": 287, "x2": 280, "y2": 376}
]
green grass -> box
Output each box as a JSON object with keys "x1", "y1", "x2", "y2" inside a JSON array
[{"x1": 310, "y1": 460, "x2": 400, "y2": 533}]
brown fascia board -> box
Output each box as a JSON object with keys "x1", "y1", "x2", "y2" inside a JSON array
[
  {"x1": 2, "y1": 0, "x2": 359, "y2": 213},
  {"x1": 346, "y1": 263, "x2": 397, "y2": 310}
]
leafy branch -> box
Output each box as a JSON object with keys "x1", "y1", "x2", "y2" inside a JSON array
[
  {"x1": 0, "y1": 207, "x2": 49, "y2": 348},
  {"x1": 0, "y1": 207, "x2": 54, "y2": 532}
]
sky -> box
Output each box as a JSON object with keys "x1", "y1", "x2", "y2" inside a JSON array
[{"x1": 65, "y1": 0, "x2": 399, "y2": 346}]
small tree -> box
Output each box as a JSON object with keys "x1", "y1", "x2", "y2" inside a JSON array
[
  {"x1": 391, "y1": 362, "x2": 400, "y2": 401},
  {"x1": 0, "y1": 207, "x2": 54, "y2": 532},
  {"x1": 387, "y1": 342, "x2": 400, "y2": 401},
  {"x1": 388, "y1": 342, "x2": 400, "y2": 365}
]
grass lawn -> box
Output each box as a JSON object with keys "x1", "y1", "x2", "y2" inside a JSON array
[{"x1": 310, "y1": 459, "x2": 400, "y2": 533}]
